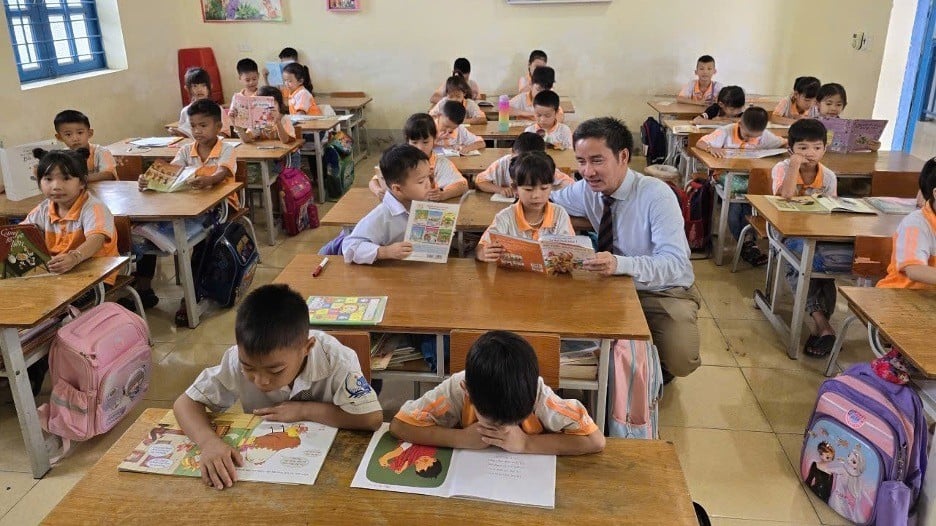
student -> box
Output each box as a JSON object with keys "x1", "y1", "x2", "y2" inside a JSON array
[
  {"x1": 524, "y1": 90, "x2": 572, "y2": 150},
  {"x1": 173, "y1": 284, "x2": 382, "y2": 489},
  {"x1": 235, "y1": 58, "x2": 260, "y2": 97},
  {"x1": 697, "y1": 107, "x2": 786, "y2": 266},
  {"x1": 772, "y1": 119, "x2": 841, "y2": 356},
  {"x1": 877, "y1": 160, "x2": 936, "y2": 289},
  {"x1": 429, "y1": 76, "x2": 486, "y2": 125},
  {"x1": 677, "y1": 55, "x2": 721, "y2": 106},
  {"x1": 510, "y1": 67, "x2": 564, "y2": 122},
  {"x1": 369, "y1": 113, "x2": 469, "y2": 201},
  {"x1": 262, "y1": 46, "x2": 300, "y2": 87},
  {"x1": 430, "y1": 57, "x2": 480, "y2": 103},
  {"x1": 475, "y1": 132, "x2": 572, "y2": 196},
  {"x1": 815, "y1": 83, "x2": 881, "y2": 151},
  {"x1": 52, "y1": 109, "x2": 116, "y2": 182},
  {"x1": 518, "y1": 50, "x2": 548, "y2": 94},
  {"x1": 692, "y1": 85, "x2": 746, "y2": 124},
  {"x1": 233, "y1": 85, "x2": 296, "y2": 144},
  {"x1": 391, "y1": 330, "x2": 604, "y2": 455},
  {"x1": 435, "y1": 100, "x2": 484, "y2": 154},
  {"x1": 773, "y1": 76, "x2": 820, "y2": 125},
  {"x1": 170, "y1": 67, "x2": 230, "y2": 138},
  {"x1": 346, "y1": 144, "x2": 433, "y2": 264},
  {"x1": 282, "y1": 62, "x2": 320, "y2": 116},
  {"x1": 476, "y1": 152, "x2": 576, "y2": 262}
]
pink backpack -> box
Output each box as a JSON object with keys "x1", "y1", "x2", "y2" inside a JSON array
[
  {"x1": 38, "y1": 303, "x2": 151, "y2": 445},
  {"x1": 607, "y1": 340, "x2": 663, "y2": 439},
  {"x1": 278, "y1": 166, "x2": 319, "y2": 236}
]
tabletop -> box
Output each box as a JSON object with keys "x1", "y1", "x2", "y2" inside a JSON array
[
  {"x1": 42, "y1": 408, "x2": 696, "y2": 525},
  {"x1": 0, "y1": 192, "x2": 43, "y2": 218},
  {"x1": 648, "y1": 99, "x2": 776, "y2": 119},
  {"x1": 839, "y1": 287, "x2": 936, "y2": 377},
  {"x1": 480, "y1": 96, "x2": 575, "y2": 120},
  {"x1": 691, "y1": 148, "x2": 925, "y2": 177},
  {"x1": 0, "y1": 257, "x2": 126, "y2": 328},
  {"x1": 662, "y1": 118, "x2": 790, "y2": 138},
  {"x1": 466, "y1": 120, "x2": 536, "y2": 141},
  {"x1": 451, "y1": 147, "x2": 576, "y2": 175},
  {"x1": 747, "y1": 194, "x2": 905, "y2": 240},
  {"x1": 92, "y1": 181, "x2": 243, "y2": 220},
  {"x1": 314, "y1": 95, "x2": 373, "y2": 111},
  {"x1": 108, "y1": 138, "x2": 302, "y2": 160}
]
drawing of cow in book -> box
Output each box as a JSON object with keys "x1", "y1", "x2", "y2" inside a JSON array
[{"x1": 240, "y1": 423, "x2": 307, "y2": 465}]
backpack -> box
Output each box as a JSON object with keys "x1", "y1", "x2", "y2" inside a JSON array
[
  {"x1": 323, "y1": 130, "x2": 355, "y2": 201},
  {"x1": 800, "y1": 363, "x2": 927, "y2": 525},
  {"x1": 277, "y1": 166, "x2": 319, "y2": 236},
  {"x1": 38, "y1": 303, "x2": 151, "y2": 446},
  {"x1": 685, "y1": 178, "x2": 714, "y2": 251},
  {"x1": 196, "y1": 221, "x2": 260, "y2": 308},
  {"x1": 665, "y1": 181, "x2": 690, "y2": 227},
  {"x1": 640, "y1": 117, "x2": 667, "y2": 165},
  {"x1": 606, "y1": 339, "x2": 663, "y2": 439}
]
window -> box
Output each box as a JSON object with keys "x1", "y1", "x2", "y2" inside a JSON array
[{"x1": 3, "y1": 0, "x2": 106, "y2": 83}]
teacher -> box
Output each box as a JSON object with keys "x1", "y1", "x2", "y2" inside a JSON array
[{"x1": 551, "y1": 117, "x2": 701, "y2": 382}]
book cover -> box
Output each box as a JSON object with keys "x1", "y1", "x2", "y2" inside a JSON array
[
  {"x1": 0, "y1": 224, "x2": 51, "y2": 279},
  {"x1": 230, "y1": 94, "x2": 276, "y2": 130},
  {"x1": 118, "y1": 411, "x2": 338, "y2": 486},
  {"x1": 265, "y1": 61, "x2": 285, "y2": 86},
  {"x1": 306, "y1": 295, "x2": 388, "y2": 325},
  {"x1": 865, "y1": 196, "x2": 918, "y2": 215},
  {"x1": 489, "y1": 233, "x2": 546, "y2": 273},
  {"x1": 404, "y1": 201, "x2": 459, "y2": 263},
  {"x1": 140, "y1": 160, "x2": 199, "y2": 193},
  {"x1": 539, "y1": 234, "x2": 595, "y2": 274},
  {"x1": 819, "y1": 118, "x2": 887, "y2": 153}
]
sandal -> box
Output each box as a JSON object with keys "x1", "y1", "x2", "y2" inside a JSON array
[
  {"x1": 740, "y1": 243, "x2": 769, "y2": 267},
  {"x1": 805, "y1": 334, "x2": 836, "y2": 357}
]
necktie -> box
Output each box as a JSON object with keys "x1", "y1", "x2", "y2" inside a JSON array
[{"x1": 597, "y1": 194, "x2": 615, "y2": 253}]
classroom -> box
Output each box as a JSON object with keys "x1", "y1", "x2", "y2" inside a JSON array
[{"x1": 0, "y1": 0, "x2": 934, "y2": 524}]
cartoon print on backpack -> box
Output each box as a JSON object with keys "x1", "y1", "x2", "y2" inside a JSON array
[
  {"x1": 801, "y1": 422, "x2": 879, "y2": 524},
  {"x1": 827, "y1": 444, "x2": 873, "y2": 524},
  {"x1": 804, "y1": 439, "x2": 836, "y2": 502}
]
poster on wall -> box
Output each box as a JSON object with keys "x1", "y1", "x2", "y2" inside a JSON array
[
  {"x1": 327, "y1": 0, "x2": 360, "y2": 12},
  {"x1": 202, "y1": 0, "x2": 284, "y2": 22}
]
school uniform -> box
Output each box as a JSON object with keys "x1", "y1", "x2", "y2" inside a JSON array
[
  {"x1": 770, "y1": 159, "x2": 837, "y2": 197},
  {"x1": 509, "y1": 91, "x2": 566, "y2": 121},
  {"x1": 185, "y1": 330, "x2": 381, "y2": 415},
  {"x1": 678, "y1": 79, "x2": 722, "y2": 104},
  {"x1": 773, "y1": 97, "x2": 819, "y2": 119},
  {"x1": 518, "y1": 73, "x2": 533, "y2": 94},
  {"x1": 429, "y1": 97, "x2": 484, "y2": 121},
  {"x1": 86, "y1": 143, "x2": 116, "y2": 176},
  {"x1": 178, "y1": 103, "x2": 233, "y2": 137},
  {"x1": 479, "y1": 202, "x2": 575, "y2": 246},
  {"x1": 343, "y1": 191, "x2": 411, "y2": 265},
  {"x1": 699, "y1": 123, "x2": 785, "y2": 150},
  {"x1": 255, "y1": 114, "x2": 296, "y2": 142},
  {"x1": 395, "y1": 371, "x2": 598, "y2": 436},
  {"x1": 523, "y1": 121, "x2": 573, "y2": 150},
  {"x1": 699, "y1": 103, "x2": 724, "y2": 120},
  {"x1": 288, "y1": 86, "x2": 321, "y2": 116},
  {"x1": 171, "y1": 139, "x2": 240, "y2": 208},
  {"x1": 475, "y1": 154, "x2": 572, "y2": 188},
  {"x1": 434, "y1": 122, "x2": 481, "y2": 150},
  {"x1": 429, "y1": 152, "x2": 466, "y2": 190},
  {"x1": 877, "y1": 205, "x2": 936, "y2": 290}
]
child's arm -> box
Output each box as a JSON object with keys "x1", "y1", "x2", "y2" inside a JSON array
[
  {"x1": 466, "y1": 113, "x2": 487, "y2": 125},
  {"x1": 47, "y1": 232, "x2": 106, "y2": 274},
  {"x1": 459, "y1": 139, "x2": 485, "y2": 154},
  {"x1": 86, "y1": 170, "x2": 116, "y2": 182},
  {"x1": 389, "y1": 418, "x2": 489, "y2": 450},
  {"x1": 234, "y1": 126, "x2": 258, "y2": 143},
  {"x1": 87, "y1": 149, "x2": 117, "y2": 182},
  {"x1": 904, "y1": 264, "x2": 936, "y2": 285},
  {"x1": 173, "y1": 394, "x2": 244, "y2": 490},
  {"x1": 189, "y1": 166, "x2": 232, "y2": 190},
  {"x1": 778, "y1": 156, "x2": 804, "y2": 199},
  {"x1": 428, "y1": 179, "x2": 468, "y2": 201},
  {"x1": 253, "y1": 401, "x2": 382, "y2": 431},
  {"x1": 695, "y1": 139, "x2": 727, "y2": 159},
  {"x1": 369, "y1": 173, "x2": 387, "y2": 199},
  {"x1": 771, "y1": 114, "x2": 797, "y2": 126},
  {"x1": 478, "y1": 424, "x2": 605, "y2": 455},
  {"x1": 476, "y1": 178, "x2": 513, "y2": 196}
]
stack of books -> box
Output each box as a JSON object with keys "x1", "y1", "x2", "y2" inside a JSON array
[
  {"x1": 371, "y1": 334, "x2": 422, "y2": 371},
  {"x1": 560, "y1": 340, "x2": 599, "y2": 380}
]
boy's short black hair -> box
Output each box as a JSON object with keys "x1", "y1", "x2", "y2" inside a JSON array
[
  {"x1": 572, "y1": 117, "x2": 634, "y2": 158},
  {"x1": 512, "y1": 132, "x2": 547, "y2": 154},
  {"x1": 278, "y1": 47, "x2": 298, "y2": 60},
  {"x1": 445, "y1": 75, "x2": 472, "y2": 98},
  {"x1": 440, "y1": 100, "x2": 467, "y2": 125},
  {"x1": 697, "y1": 55, "x2": 715, "y2": 65},
  {"x1": 453, "y1": 57, "x2": 471, "y2": 75},
  {"x1": 817, "y1": 83, "x2": 847, "y2": 106},
  {"x1": 464, "y1": 331, "x2": 539, "y2": 425},
  {"x1": 235, "y1": 284, "x2": 309, "y2": 356},
  {"x1": 716, "y1": 85, "x2": 745, "y2": 108},
  {"x1": 379, "y1": 144, "x2": 429, "y2": 187},
  {"x1": 236, "y1": 58, "x2": 258, "y2": 75},
  {"x1": 740, "y1": 106, "x2": 769, "y2": 132},
  {"x1": 528, "y1": 49, "x2": 547, "y2": 64},
  {"x1": 32, "y1": 148, "x2": 90, "y2": 188},
  {"x1": 788, "y1": 119, "x2": 828, "y2": 146},
  {"x1": 920, "y1": 158, "x2": 936, "y2": 203},
  {"x1": 531, "y1": 66, "x2": 555, "y2": 90},
  {"x1": 403, "y1": 112, "x2": 437, "y2": 141},
  {"x1": 187, "y1": 98, "x2": 222, "y2": 123},
  {"x1": 793, "y1": 76, "x2": 821, "y2": 98},
  {"x1": 509, "y1": 151, "x2": 556, "y2": 187},
  {"x1": 533, "y1": 90, "x2": 560, "y2": 111},
  {"x1": 53, "y1": 109, "x2": 91, "y2": 131},
  {"x1": 184, "y1": 67, "x2": 211, "y2": 89}
]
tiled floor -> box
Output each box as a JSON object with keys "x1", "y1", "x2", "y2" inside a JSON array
[{"x1": 0, "y1": 155, "x2": 876, "y2": 525}]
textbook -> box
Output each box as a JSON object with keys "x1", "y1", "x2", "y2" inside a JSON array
[
  {"x1": 560, "y1": 340, "x2": 599, "y2": 380},
  {"x1": 765, "y1": 195, "x2": 878, "y2": 214},
  {"x1": 0, "y1": 224, "x2": 51, "y2": 279},
  {"x1": 139, "y1": 160, "x2": 200, "y2": 193},
  {"x1": 720, "y1": 148, "x2": 787, "y2": 159},
  {"x1": 819, "y1": 118, "x2": 887, "y2": 153},
  {"x1": 129, "y1": 137, "x2": 184, "y2": 148},
  {"x1": 490, "y1": 193, "x2": 516, "y2": 203},
  {"x1": 229, "y1": 94, "x2": 276, "y2": 130},
  {"x1": 814, "y1": 196, "x2": 878, "y2": 215},
  {"x1": 866, "y1": 196, "x2": 918, "y2": 215},
  {"x1": 351, "y1": 423, "x2": 556, "y2": 508},
  {"x1": 433, "y1": 147, "x2": 481, "y2": 157},
  {"x1": 265, "y1": 61, "x2": 285, "y2": 86},
  {"x1": 307, "y1": 295, "x2": 388, "y2": 325},
  {"x1": 118, "y1": 411, "x2": 338, "y2": 486},
  {"x1": 489, "y1": 233, "x2": 595, "y2": 274},
  {"x1": 404, "y1": 201, "x2": 459, "y2": 263}
]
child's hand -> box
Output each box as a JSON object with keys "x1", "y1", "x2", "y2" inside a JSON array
[
  {"x1": 459, "y1": 422, "x2": 492, "y2": 450},
  {"x1": 477, "y1": 242, "x2": 503, "y2": 263},
  {"x1": 869, "y1": 139, "x2": 882, "y2": 152},
  {"x1": 138, "y1": 176, "x2": 149, "y2": 191},
  {"x1": 189, "y1": 177, "x2": 214, "y2": 190},
  {"x1": 708, "y1": 147, "x2": 727, "y2": 158},
  {"x1": 789, "y1": 153, "x2": 806, "y2": 170},
  {"x1": 425, "y1": 188, "x2": 443, "y2": 201},
  {"x1": 499, "y1": 187, "x2": 515, "y2": 198},
  {"x1": 199, "y1": 437, "x2": 243, "y2": 490},
  {"x1": 253, "y1": 401, "x2": 306, "y2": 423},
  {"x1": 582, "y1": 251, "x2": 617, "y2": 276},
  {"x1": 478, "y1": 423, "x2": 528, "y2": 453},
  {"x1": 378, "y1": 242, "x2": 414, "y2": 260},
  {"x1": 47, "y1": 252, "x2": 80, "y2": 274}
]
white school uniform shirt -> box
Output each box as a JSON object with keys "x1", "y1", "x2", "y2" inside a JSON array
[
  {"x1": 678, "y1": 79, "x2": 722, "y2": 103},
  {"x1": 343, "y1": 191, "x2": 410, "y2": 265},
  {"x1": 429, "y1": 97, "x2": 484, "y2": 121},
  {"x1": 770, "y1": 159, "x2": 837, "y2": 197},
  {"x1": 185, "y1": 330, "x2": 381, "y2": 415},
  {"x1": 699, "y1": 123, "x2": 785, "y2": 150},
  {"x1": 479, "y1": 202, "x2": 575, "y2": 245},
  {"x1": 474, "y1": 154, "x2": 572, "y2": 187},
  {"x1": 524, "y1": 121, "x2": 573, "y2": 150},
  {"x1": 429, "y1": 152, "x2": 466, "y2": 189},
  {"x1": 177, "y1": 104, "x2": 192, "y2": 135},
  {"x1": 87, "y1": 143, "x2": 116, "y2": 175},
  {"x1": 550, "y1": 170, "x2": 694, "y2": 290},
  {"x1": 435, "y1": 124, "x2": 481, "y2": 149},
  {"x1": 773, "y1": 97, "x2": 819, "y2": 119}
]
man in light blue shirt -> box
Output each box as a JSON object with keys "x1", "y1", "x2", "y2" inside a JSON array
[{"x1": 552, "y1": 117, "x2": 701, "y2": 380}]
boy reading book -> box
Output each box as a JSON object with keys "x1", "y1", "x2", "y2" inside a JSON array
[
  {"x1": 173, "y1": 284, "x2": 382, "y2": 490},
  {"x1": 390, "y1": 330, "x2": 605, "y2": 456}
]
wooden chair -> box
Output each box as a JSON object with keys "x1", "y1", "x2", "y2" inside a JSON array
[
  {"x1": 114, "y1": 156, "x2": 143, "y2": 182},
  {"x1": 103, "y1": 216, "x2": 148, "y2": 327},
  {"x1": 449, "y1": 330, "x2": 560, "y2": 390},
  {"x1": 325, "y1": 330, "x2": 372, "y2": 383},
  {"x1": 871, "y1": 170, "x2": 920, "y2": 198},
  {"x1": 731, "y1": 168, "x2": 773, "y2": 272}
]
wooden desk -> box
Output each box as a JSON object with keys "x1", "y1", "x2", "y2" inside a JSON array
[
  {"x1": 662, "y1": 118, "x2": 790, "y2": 138},
  {"x1": 0, "y1": 192, "x2": 43, "y2": 219},
  {"x1": 692, "y1": 148, "x2": 925, "y2": 178},
  {"x1": 451, "y1": 147, "x2": 576, "y2": 176},
  {"x1": 273, "y1": 256, "x2": 648, "y2": 432},
  {"x1": 315, "y1": 95, "x2": 372, "y2": 112},
  {"x1": 314, "y1": 95, "x2": 373, "y2": 162},
  {"x1": 43, "y1": 408, "x2": 696, "y2": 525},
  {"x1": 480, "y1": 96, "x2": 575, "y2": 121},
  {"x1": 747, "y1": 194, "x2": 904, "y2": 359},
  {"x1": 648, "y1": 99, "x2": 777, "y2": 121},
  {"x1": 465, "y1": 121, "x2": 534, "y2": 146},
  {"x1": 0, "y1": 257, "x2": 126, "y2": 478}
]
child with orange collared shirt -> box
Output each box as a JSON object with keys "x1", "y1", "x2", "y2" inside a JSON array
[
  {"x1": 773, "y1": 76, "x2": 820, "y2": 125},
  {"x1": 510, "y1": 66, "x2": 565, "y2": 122},
  {"x1": 282, "y1": 62, "x2": 321, "y2": 116},
  {"x1": 677, "y1": 55, "x2": 722, "y2": 106},
  {"x1": 429, "y1": 76, "x2": 486, "y2": 125},
  {"x1": 877, "y1": 160, "x2": 936, "y2": 290},
  {"x1": 434, "y1": 100, "x2": 484, "y2": 154}
]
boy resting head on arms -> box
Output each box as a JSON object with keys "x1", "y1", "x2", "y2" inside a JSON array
[
  {"x1": 390, "y1": 330, "x2": 605, "y2": 456},
  {"x1": 173, "y1": 284, "x2": 383, "y2": 489},
  {"x1": 53, "y1": 110, "x2": 116, "y2": 182}
]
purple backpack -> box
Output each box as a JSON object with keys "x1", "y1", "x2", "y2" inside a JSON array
[{"x1": 801, "y1": 363, "x2": 927, "y2": 525}]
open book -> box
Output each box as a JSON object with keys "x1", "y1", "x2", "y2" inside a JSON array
[
  {"x1": 129, "y1": 137, "x2": 184, "y2": 148},
  {"x1": 306, "y1": 295, "x2": 388, "y2": 325},
  {"x1": 351, "y1": 423, "x2": 556, "y2": 508},
  {"x1": 229, "y1": 94, "x2": 276, "y2": 130},
  {"x1": 815, "y1": 196, "x2": 878, "y2": 214},
  {"x1": 865, "y1": 196, "x2": 918, "y2": 215},
  {"x1": 265, "y1": 61, "x2": 285, "y2": 86},
  {"x1": 819, "y1": 118, "x2": 887, "y2": 153},
  {"x1": 765, "y1": 195, "x2": 878, "y2": 214},
  {"x1": 489, "y1": 233, "x2": 595, "y2": 274},
  {"x1": 118, "y1": 411, "x2": 338, "y2": 486},
  {"x1": 0, "y1": 224, "x2": 51, "y2": 279},
  {"x1": 139, "y1": 160, "x2": 199, "y2": 192},
  {"x1": 720, "y1": 148, "x2": 787, "y2": 159},
  {"x1": 404, "y1": 201, "x2": 459, "y2": 263},
  {"x1": 433, "y1": 147, "x2": 481, "y2": 157}
]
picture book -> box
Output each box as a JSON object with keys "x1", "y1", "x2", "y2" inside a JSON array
[
  {"x1": 0, "y1": 138, "x2": 65, "y2": 201},
  {"x1": 865, "y1": 196, "x2": 919, "y2": 215},
  {"x1": 433, "y1": 147, "x2": 481, "y2": 157},
  {"x1": 129, "y1": 137, "x2": 184, "y2": 148},
  {"x1": 404, "y1": 201, "x2": 459, "y2": 263},
  {"x1": 819, "y1": 118, "x2": 887, "y2": 153},
  {"x1": 350, "y1": 423, "x2": 556, "y2": 508},
  {"x1": 489, "y1": 233, "x2": 595, "y2": 275},
  {"x1": 765, "y1": 195, "x2": 878, "y2": 214},
  {"x1": 265, "y1": 61, "x2": 285, "y2": 86},
  {"x1": 306, "y1": 295, "x2": 388, "y2": 325},
  {"x1": 814, "y1": 196, "x2": 878, "y2": 215},
  {"x1": 488, "y1": 233, "x2": 546, "y2": 273},
  {"x1": 229, "y1": 94, "x2": 276, "y2": 130},
  {"x1": 0, "y1": 225, "x2": 51, "y2": 279},
  {"x1": 764, "y1": 195, "x2": 828, "y2": 213},
  {"x1": 720, "y1": 148, "x2": 787, "y2": 159},
  {"x1": 118, "y1": 411, "x2": 338, "y2": 486},
  {"x1": 139, "y1": 160, "x2": 200, "y2": 193}
]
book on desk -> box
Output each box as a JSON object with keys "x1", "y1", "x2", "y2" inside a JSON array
[
  {"x1": 764, "y1": 195, "x2": 879, "y2": 214},
  {"x1": 490, "y1": 233, "x2": 595, "y2": 275}
]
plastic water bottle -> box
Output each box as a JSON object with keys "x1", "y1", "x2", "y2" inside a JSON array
[{"x1": 498, "y1": 94, "x2": 509, "y2": 132}]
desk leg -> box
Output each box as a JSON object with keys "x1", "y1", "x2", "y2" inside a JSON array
[
  {"x1": 596, "y1": 338, "x2": 611, "y2": 433},
  {"x1": 315, "y1": 132, "x2": 326, "y2": 204},
  {"x1": 714, "y1": 172, "x2": 733, "y2": 265},
  {"x1": 174, "y1": 219, "x2": 200, "y2": 328},
  {"x1": 755, "y1": 238, "x2": 814, "y2": 360},
  {"x1": 260, "y1": 161, "x2": 277, "y2": 246},
  {"x1": 0, "y1": 328, "x2": 51, "y2": 478}
]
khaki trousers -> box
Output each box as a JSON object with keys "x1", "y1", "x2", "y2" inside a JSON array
[{"x1": 637, "y1": 286, "x2": 702, "y2": 377}]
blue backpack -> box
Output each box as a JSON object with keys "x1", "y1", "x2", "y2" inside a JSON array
[{"x1": 640, "y1": 117, "x2": 667, "y2": 165}]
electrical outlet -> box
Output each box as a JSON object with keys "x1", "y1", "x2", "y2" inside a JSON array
[
  {"x1": 238, "y1": 42, "x2": 252, "y2": 52},
  {"x1": 851, "y1": 32, "x2": 867, "y2": 51}
]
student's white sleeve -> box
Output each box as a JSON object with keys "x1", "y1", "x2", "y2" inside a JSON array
[
  {"x1": 698, "y1": 129, "x2": 725, "y2": 148},
  {"x1": 433, "y1": 157, "x2": 465, "y2": 189},
  {"x1": 466, "y1": 100, "x2": 484, "y2": 119},
  {"x1": 184, "y1": 348, "x2": 240, "y2": 413},
  {"x1": 760, "y1": 130, "x2": 785, "y2": 149},
  {"x1": 170, "y1": 148, "x2": 187, "y2": 166},
  {"x1": 892, "y1": 213, "x2": 934, "y2": 270},
  {"x1": 329, "y1": 355, "x2": 382, "y2": 415},
  {"x1": 428, "y1": 101, "x2": 443, "y2": 117},
  {"x1": 535, "y1": 384, "x2": 599, "y2": 436},
  {"x1": 459, "y1": 126, "x2": 480, "y2": 146},
  {"x1": 550, "y1": 182, "x2": 589, "y2": 218},
  {"x1": 342, "y1": 215, "x2": 385, "y2": 265},
  {"x1": 554, "y1": 205, "x2": 576, "y2": 236}
]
